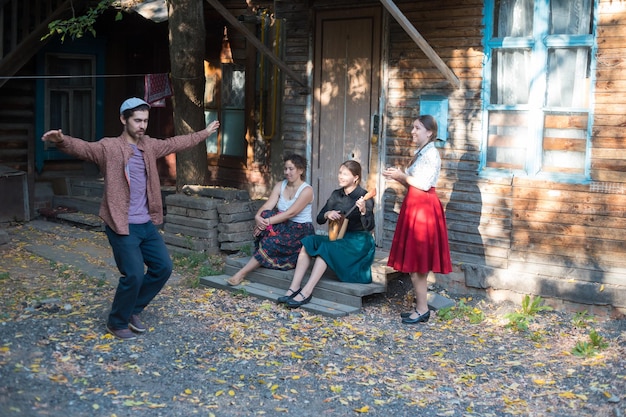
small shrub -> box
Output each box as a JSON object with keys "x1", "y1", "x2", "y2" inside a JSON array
[
  {"x1": 520, "y1": 295, "x2": 552, "y2": 316},
  {"x1": 571, "y1": 310, "x2": 594, "y2": 328},
  {"x1": 504, "y1": 313, "x2": 530, "y2": 332},
  {"x1": 589, "y1": 329, "x2": 608, "y2": 350},
  {"x1": 436, "y1": 298, "x2": 484, "y2": 324},
  {"x1": 572, "y1": 329, "x2": 609, "y2": 357},
  {"x1": 504, "y1": 295, "x2": 552, "y2": 332},
  {"x1": 572, "y1": 341, "x2": 597, "y2": 357}
]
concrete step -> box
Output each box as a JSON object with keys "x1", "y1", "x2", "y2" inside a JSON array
[
  {"x1": 56, "y1": 211, "x2": 104, "y2": 231},
  {"x1": 222, "y1": 256, "x2": 385, "y2": 308},
  {"x1": 52, "y1": 195, "x2": 101, "y2": 215},
  {"x1": 69, "y1": 178, "x2": 104, "y2": 197},
  {"x1": 199, "y1": 253, "x2": 393, "y2": 317},
  {"x1": 200, "y1": 275, "x2": 361, "y2": 317}
]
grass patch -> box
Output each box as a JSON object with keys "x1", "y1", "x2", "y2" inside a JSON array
[
  {"x1": 572, "y1": 329, "x2": 609, "y2": 357},
  {"x1": 571, "y1": 310, "x2": 595, "y2": 328},
  {"x1": 504, "y1": 295, "x2": 552, "y2": 332},
  {"x1": 173, "y1": 252, "x2": 225, "y2": 288},
  {"x1": 437, "y1": 298, "x2": 485, "y2": 324}
]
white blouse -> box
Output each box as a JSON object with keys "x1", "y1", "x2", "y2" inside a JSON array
[
  {"x1": 277, "y1": 180, "x2": 313, "y2": 223},
  {"x1": 406, "y1": 142, "x2": 441, "y2": 191}
]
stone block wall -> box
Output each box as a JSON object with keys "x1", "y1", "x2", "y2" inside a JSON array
[{"x1": 163, "y1": 186, "x2": 264, "y2": 255}]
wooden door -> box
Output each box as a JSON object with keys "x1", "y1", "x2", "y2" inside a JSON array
[{"x1": 312, "y1": 7, "x2": 381, "y2": 234}]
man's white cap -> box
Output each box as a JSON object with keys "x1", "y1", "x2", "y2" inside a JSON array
[{"x1": 120, "y1": 97, "x2": 150, "y2": 114}]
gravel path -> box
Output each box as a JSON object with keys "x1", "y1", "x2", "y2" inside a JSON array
[{"x1": 0, "y1": 221, "x2": 624, "y2": 417}]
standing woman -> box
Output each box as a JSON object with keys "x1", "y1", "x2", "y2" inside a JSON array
[
  {"x1": 226, "y1": 154, "x2": 314, "y2": 286},
  {"x1": 279, "y1": 160, "x2": 375, "y2": 308},
  {"x1": 382, "y1": 115, "x2": 452, "y2": 324}
]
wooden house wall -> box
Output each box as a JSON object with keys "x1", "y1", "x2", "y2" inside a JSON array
[
  {"x1": 0, "y1": 64, "x2": 37, "y2": 217},
  {"x1": 273, "y1": 0, "x2": 312, "y2": 159},
  {"x1": 382, "y1": 0, "x2": 626, "y2": 313},
  {"x1": 265, "y1": 0, "x2": 626, "y2": 312}
]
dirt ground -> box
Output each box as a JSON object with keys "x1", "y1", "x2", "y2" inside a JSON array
[{"x1": 0, "y1": 221, "x2": 624, "y2": 417}]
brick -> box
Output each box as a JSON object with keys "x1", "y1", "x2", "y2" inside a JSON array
[
  {"x1": 219, "y1": 211, "x2": 256, "y2": 223},
  {"x1": 162, "y1": 231, "x2": 219, "y2": 251},
  {"x1": 165, "y1": 194, "x2": 220, "y2": 210},
  {"x1": 164, "y1": 223, "x2": 218, "y2": 239},
  {"x1": 165, "y1": 214, "x2": 218, "y2": 230},
  {"x1": 167, "y1": 244, "x2": 220, "y2": 256},
  {"x1": 166, "y1": 205, "x2": 218, "y2": 220},
  {"x1": 217, "y1": 200, "x2": 264, "y2": 215},
  {"x1": 183, "y1": 185, "x2": 250, "y2": 200},
  {"x1": 218, "y1": 231, "x2": 252, "y2": 243},
  {"x1": 220, "y1": 240, "x2": 255, "y2": 252},
  {"x1": 218, "y1": 220, "x2": 255, "y2": 233}
]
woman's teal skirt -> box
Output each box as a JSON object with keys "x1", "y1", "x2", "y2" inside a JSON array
[{"x1": 301, "y1": 231, "x2": 375, "y2": 283}]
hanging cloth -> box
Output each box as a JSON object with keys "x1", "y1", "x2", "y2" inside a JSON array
[{"x1": 144, "y1": 73, "x2": 172, "y2": 107}]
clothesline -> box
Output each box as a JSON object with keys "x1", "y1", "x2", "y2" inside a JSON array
[{"x1": 0, "y1": 73, "x2": 203, "y2": 80}]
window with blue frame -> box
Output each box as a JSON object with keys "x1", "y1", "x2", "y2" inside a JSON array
[
  {"x1": 45, "y1": 54, "x2": 96, "y2": 140},
  {"x1": 482, "y1": 0, "x2": 596, "y2": 180}
]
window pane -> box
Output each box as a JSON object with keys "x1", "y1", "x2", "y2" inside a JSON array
[
  {"x1": 50, "y1": 91, "x2": 70, "y2": 131},
  {"x1": 494, "y1": 0, "x2": 534, "y2": 37},
  {"x1": 486, "y1": 111, "x2": 528, "y2": 170},
  {"x1": 221, "y1": 109, "x2": 246, "y2": 157},
  {"x1": 491, "y1": 49, "x2": 531, "y2": 105},
  {"x1": 46, "y1": 55, "x2": 93, "y2": 88},
  {"x1": 205, "y1": 111, "x2": 219, "y2": 154},
  {"x1": 546, "y1": 48, "x2": 591, "y2": 108},
  {"x1": 550, "y1": 0, "x2": 592, "y2": 35},
  {"x1": 46, "y1": 54, "x2": 95, "y2": 143},
  {"x1": 71, "y1": 91, "x2": 93, "y2": 139},
  {"x1": 222, "y1": 65, "x2": 245, "y2": 109},
  {"x1": 542, "y1": 112, "x2": 587, "y2": 174},
  {"x1": 221, "y1": 64, "x2": 246, "y2": 157}
]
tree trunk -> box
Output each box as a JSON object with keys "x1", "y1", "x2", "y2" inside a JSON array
[{"x1": 168, "y1": 0, "x2": 207, "y2": 189}]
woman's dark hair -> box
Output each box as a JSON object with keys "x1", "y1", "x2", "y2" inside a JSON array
[
  {"x1": 341, "y1": 160, "x2": 362, "y2": 183},
  {"x1": 418, "y1": 114, "x2": 438, "y2": 141},
  {"x1": 122, "y1": 104, "x2": 150, "y2": 120},
  {"x1": 284, "y1": 153, "x2": 307, "y2": 180}
]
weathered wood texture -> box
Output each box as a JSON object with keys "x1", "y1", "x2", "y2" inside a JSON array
[
  {"x1": 381, "y1": 0, "x2": 626, "y2": 310},
  {"x1": 383, "y1": 0, "x2": 487, "y2": 259},
  {"x1": 593, "y1": 1, "x2": 626, "y2": 184}
]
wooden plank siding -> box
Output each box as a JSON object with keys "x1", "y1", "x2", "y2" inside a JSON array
[
  {"x1": 378, "y1": 0, "x2": 626, "y2": 313},
  {"x1": 383, "y1": 0, "x2": 491, "y2": 264},
  {"x1": 274, "y1": 0, "x2": 312, "y2": 159}
]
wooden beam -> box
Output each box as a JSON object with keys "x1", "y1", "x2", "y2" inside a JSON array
[
  {"x1": 0, "y1": 0, "x2": 80, "y2": 89},
  {"x1": 379, "y1": 0, "x2": 461, "y2": 89},
  {"x1": 204, "y1": 0, "x2": 308, "y2": 89}
]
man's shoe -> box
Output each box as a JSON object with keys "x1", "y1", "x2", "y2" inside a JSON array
[
  {"x1": 128, "y1": 315, "x2": 147, "y2": 333},
  {"x1": 107, "y1": 324, "x2": 137, "y2": 340}
]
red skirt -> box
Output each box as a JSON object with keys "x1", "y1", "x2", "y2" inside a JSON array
[{"x1": 387, "y1": 187, "x2": 452, "y2": 274}]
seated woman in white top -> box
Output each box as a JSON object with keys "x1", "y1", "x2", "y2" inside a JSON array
[{"x1": 227, "y1": 154, "x2": 314, "y2": 286}]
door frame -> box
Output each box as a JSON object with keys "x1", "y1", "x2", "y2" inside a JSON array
[{"x1": 311, "y1": 6, "x2": 384, "y2": 243}]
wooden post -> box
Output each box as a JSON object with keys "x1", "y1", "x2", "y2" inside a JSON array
[{"x1": 379, "y1": 0, "x2": 461, "y2": 89}]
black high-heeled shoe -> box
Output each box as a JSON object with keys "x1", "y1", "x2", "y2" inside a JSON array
[
  {"x1": 286, "y1": 293, "x2": 312, "y2": 308},
  {"x1": 277, "y1": 288, "x2": 301, "y2": 304},
  {"x1": 401, "y1": 310, "x2": 430, "y2": 324}
]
